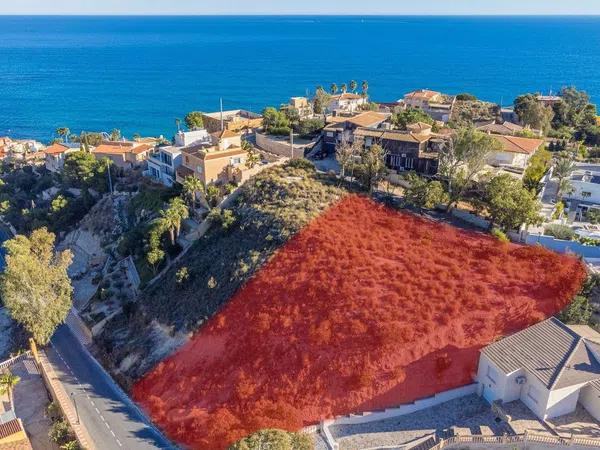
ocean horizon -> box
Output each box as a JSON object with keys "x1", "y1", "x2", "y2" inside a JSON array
[{"x1": 1, "y1": 15, "x2": 599, "y2": 142}]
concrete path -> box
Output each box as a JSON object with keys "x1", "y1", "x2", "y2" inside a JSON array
[
  {"x1": 12, "y1": 357, "x2": 58, "y2": 450},
  {"x1": 47, "y1": 325, "x2": 174, "y2": 450}
]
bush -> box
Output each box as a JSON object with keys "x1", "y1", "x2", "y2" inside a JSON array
[
  {"x1": 176, "y1": 267, "x2": 190, "y2": 284},
  {"x1": 559, "y1": 295, "x2": 593, "y2": 325},
  {"x1": 49, "y1": 419, "x2": 73, "y2": 445},
  {"x1": 544, "y1": 224, "x2": 576, "y2": 241},
  {"x1": 491, "y1": 228, "x2": 510, "y2": 243},
  {"x1": 285, "y1": 158, "x2": 315, "y2": 172},
  {"x1": 269, "y1": 126, "x2": 292, "y2": 136},
  {"x1": 456, "y1": 93, "x2": 478, "y2": 101}
]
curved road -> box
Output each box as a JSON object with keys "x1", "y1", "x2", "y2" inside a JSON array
[{"x1": 47, "y1": 325, "x2": 174, "y2": 449}]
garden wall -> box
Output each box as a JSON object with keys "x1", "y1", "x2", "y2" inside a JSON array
[
  {"x1": 524, "y1": 234, "x2": 600, "y2": 259},
  {"x1": 255, "y1": 132, "x2": 316, "y2": 159}
]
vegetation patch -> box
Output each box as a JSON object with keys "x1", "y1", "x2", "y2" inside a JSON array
[
  {"x1": 96, "y1": 161, "x2": 344, "y2": 384},
  {"x1": 133, "y1": 195, "x2": 585, "y2": 450}
]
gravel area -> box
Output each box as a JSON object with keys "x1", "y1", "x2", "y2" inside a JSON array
[{"x1": 330, "y1": 394, "x2": 508, "y2": 450}]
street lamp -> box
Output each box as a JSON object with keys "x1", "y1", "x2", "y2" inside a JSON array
[{"x1": 70, "y1": 392, "x2": 80, "y2": 425}]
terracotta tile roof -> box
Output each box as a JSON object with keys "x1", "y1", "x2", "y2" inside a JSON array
[
  {"x1": 44, "y1": 143, "x2": 70, "y2": 155},
  {"x1": 354, "y1": 127, "x2": 431, "y2": 144},
  {"x1": 407, "y1": 122, "x2": 433, "y2": 132},
  {"x1": 93, "y1": 142, "x2": 151, "y2": 155},
  {"x1": 332, "y1": 93, "x2": 363, "y2": 101},
  {"x1": 477, "y1": 121, "x2": 524, "y2": 135},
  {"x1": 346, "y1": 112, "x2": 389, "y2": 128},
  {"x1": 491, "y1": 134, "x2": 544, "y2": 155},
  {"x1": 210, "y1": 130, "x2": 240, "y2": 140},
  {"x1": 203, "y1": 147, "x2": 246, "y2": 161},
  {"x1": 404, "y1": 89, "x2": 441, "y2": 100},
  {"x1": 0, "y1": 419, "x2": 23, "y2": 441},
  {"x1": 181, "y1": 145, "x2": 245, "y2": 161}
]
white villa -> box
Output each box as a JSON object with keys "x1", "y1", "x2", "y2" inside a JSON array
[
  {"x1": 476, "y1": 318, "x2": 600, "y2": 422},
  {"x1": 174, "y1": 129, "x2": 211, "y2": 148},
  {"x1": 327, "y1": 93, "x2": 367, "y2": 113},
  {"x1": 146, "y1": 146, "x2": 182, "y2": 186},
  {"x1": 486, "y1": 134, "x2": 545, "y2": 170}
]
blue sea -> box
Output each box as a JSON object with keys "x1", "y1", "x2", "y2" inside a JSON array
[{"x1": 1, "y1": 15, "x2": 600, "y2": 142}]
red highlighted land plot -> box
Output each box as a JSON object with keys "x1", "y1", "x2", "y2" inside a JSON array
[{"x1": 133, "y1": 195, "x2": 586, "y2": 450}]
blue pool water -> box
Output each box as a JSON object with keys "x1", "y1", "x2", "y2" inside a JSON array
[{"x1": 1, "y1": 15, "x2": 600, "y2": 141}]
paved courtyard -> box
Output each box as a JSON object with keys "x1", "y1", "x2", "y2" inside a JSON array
[{"x1": 328, "y1": 394, "x2": 509, "y2": 450}]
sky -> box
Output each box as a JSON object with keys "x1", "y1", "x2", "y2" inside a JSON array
[{"x1": 1, "y1": 0, "x2": 600, "y2": 15}]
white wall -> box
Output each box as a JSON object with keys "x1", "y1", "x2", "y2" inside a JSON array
[
  {"x1": 569, "y1": 179, "x2": 600, "y2": 204},
  {"x1": 487, "y1": 151, "x2": 529, "y2": 169},
  {"x1": 175, "y1": 129, "x2": 210, "y2": 147},
  {"x1": 580, "y1": 384, "x2": 600, "y2": 422},
  {"x1": 476, "y1": 354, "x2": 508, "y2": 403},
  {"x1": 519, "y1": 374, "x2": 551, "y2": 420},
  {"x1": 546, "y1": 383, "x2": 585, "y2": 419}
]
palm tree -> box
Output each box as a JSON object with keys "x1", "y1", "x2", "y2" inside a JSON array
[
  {"x1": 56, "y1": 127, "x2": 70, "y2": 143},
  {"x1": 182, "y1": 175, "x2": 204, "y2": 209},
  {"x1": 110, "y1": 129, "x2": 122, "y2": 141},
  {"x1": 554, "y1": 153, "x2": 575, "y2": 199},
  {"x1": 361, "y1": 80, "x2": 369, "y2": 98},
  {"x1": 341, "y1": 83, "x2": 348, "y2": 94},
  {"x1": 330, "y1": 83, "x2": 338, "y2": 95},
  {"x1": 0, "y1": 372, "x2": 20, "y2": 409},
  {"x1": 350, "y1": 80, "x2": 358, "y2": 93},
  {"x1": 169, "y1": 197, "x2": 189, "y2": 241}
]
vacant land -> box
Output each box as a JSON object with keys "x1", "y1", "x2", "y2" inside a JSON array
[{"x1": 133, "y1": 195, "x2": 586, "y2": 450}]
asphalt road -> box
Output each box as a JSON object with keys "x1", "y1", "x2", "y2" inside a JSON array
[{"x1": 48, "y1": 325, "x2": 174, "y2": 450}]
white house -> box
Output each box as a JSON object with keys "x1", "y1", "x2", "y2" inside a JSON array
[
  {"x1": 146, "y1": 146, "x2": 182, "y2": 186},
  {"x1": 327, "y1": 93, "x2": 367, "y2": 113},
  {"x1": 486, "y1": 134, "x2": 544, "y2": 170},
  {"x1": 44, "y1": 142, "x2": 80, "y2": 172},
  {"x1": 476, "y1": 318, "x2": 600, "y2": 421},
  {"x1": 174, "y1": 129, "x2": 211, "y2": 148},
  {"x1": 567, "y1": 170, "x2": 600, "y2": 205}
]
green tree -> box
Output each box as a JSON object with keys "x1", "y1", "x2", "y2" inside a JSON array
[
  {"x1": 243, "y1": 141, "x2": 261, "y2": 169},
  {"x1": 523, "y1": 147, "x2": 552, "y2": 192},
  {"x1": 485, "y1": 174, "x2": 542, "y2": 231},
  {"x1": 554, "y1": 152, "x2": 575, "y2": 199},
  {"x1": 296, "y1": 118, "x2": 324, "y2": 137},
  {"x1": 392, "y1": 108, "x2": 434, "y2": 130},
  {"x1": 335, "y1": 140, "x2": 357, "y2": 180},
  {"x1": 514, "y1": 94, "x2": 554, "y2": 133},
  {"x1": 456, "y1": 93, "x2": 477, "y2": 101},
  {"x1": 51, "y1": 195, "x2": 68, "y2": 213},
  {"x1": 109, "y1": 129, "x2": 122, "y2": 141},
  {"x1": 0, "y1": 372, "x2": 20, "y2": 409},
  {"x1": 330, "y1": 83, "x2": 338, "y2": 95},
  {"x1": 340, "y1": 83, "x2": 348, "y2": 93},
  {"x1": 559, "y1": 295, "x2": 593, "y2": 325},
  {"x1": 403, "y1": 173, "x2": 448, "y2": 210},
  {"x1": 56, "y1": 127, "x2": 70, "y2": 143},
  {"x1": 184, "y1": 111, "x2": 204, "y2": 130},
  {"x1": 63, "y1": 151, "x2": 104, "y2": 188},
  {"x1": 205, "y1": 184, "x2": 221, "y2": 208},
  {"x1": 182, "y1": 175, "x2": 204, "y2": 209},
  {"x1": 361, "y1": 80, "x2": 369, "y2": 98},
  {"x1": 0, "y1": 228, "x2": 73, "y2": 345},
  {"x1": 262, "y1": 107, "x2": 291, "y2": 135},
  {"x1": 357, "y1": 144, "x2": 387, "y2": 195},
  {"x1": 439, "y1": 128, "x2": 502, "y2": 210},
  {"x1": 312, "y1": 87, "x2": 331, "y2": 117},
  {"x1": 229, "y1": 429, "x2": 313, "y2": 450},
  {"x1": 350, "y1": 80, "x2": 358, "y2": 93},
  {"x1": 159, "y1": 197, "x2": 189, "y2": 245}
]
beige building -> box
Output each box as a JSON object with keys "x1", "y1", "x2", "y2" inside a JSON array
[
  {"x1": 487, "y1": 134, "x2": 544, "y2": 170},
  {"x1": 288, "y1": 97, "x2": 312, "y2": 118},
  {"x1": 92, "y1": 141, "x2": 154, "y2": 169},
  {"x1": 201, "y1": 110, "x2": 263, "y2": 134},
  {"x1": 176, "y1": 130, "x2": 247, "y2": 186},
  {"x1": 44, "y1": 143, "x2": 80, "y2": 172},
  {"x1": 403, "y1": 89, "x2": 443, "y2": 109}
]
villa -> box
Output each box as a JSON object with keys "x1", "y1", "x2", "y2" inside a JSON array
[
  {"x1": 403, "y1": 89, "x2": 443, "y2": 109},
  {"x1": 322, "y1": 111, "x2": 390, "y2": 153},
  {"x1": 476, "y1": 317, "x2": 600, "y2": 422},
  {"x1": 477, "y1": 121, "x2": 527, "y2": 136},
  {"x1": 201, "y1": 110, "x2": 263, "y2": 134},
  {"x1": 327, "y1": 92, "x2": 368, "y2": 113},
  {"x1": 92, "y1": 141, "x2": 154, "y2": 169},
  {"x1": 174, "y1": 129, "x2": 211, "y2": 147},
  {"x1": 175, "y1": 130, "x2": 247, "y2": 186},
  {"x1": 487, "y1": 134, "x2": 544, "y2": 170},
  {"x1": 44, "y1": 142, "x2": 80, "y2": 172},
  {"x1": 146, "y1": 146, "x2": 182, "y2": 186}
]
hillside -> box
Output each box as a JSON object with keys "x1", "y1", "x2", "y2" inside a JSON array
[{"x1": 95, "y1": 160, "x2": 346, "y2": 385}]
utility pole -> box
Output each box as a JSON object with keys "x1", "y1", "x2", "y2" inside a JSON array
[
  {"x1": 290, "y1": 129, "x2": 294, "y2": 159},
  {"x1": 220, "y1": 97, "x2": 224, "y2": 131},
  {"x1": 106, "y1": 159, "x2": 113, "y2": 196},
  {"x1": 70, "y1": 392, "x2": 80, "y2": 424}
]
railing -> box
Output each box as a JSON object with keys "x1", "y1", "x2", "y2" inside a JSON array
[
  {"x1": 0, "y1": 351, "x2": 31, "y2": 372},
  {"x1": 413, "y1": 430, "x2": 600, "y2": 450}
]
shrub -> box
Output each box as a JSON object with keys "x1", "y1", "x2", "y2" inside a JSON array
[
  {"x1": 491, "y1": 228, "x2": 510, "y2": 243},
  {"x1": 559, "y1": 295, "x2": 593, "y2": 325},
  {"x1": 176, "y1": 267, "x2": 190, "y2": 284},
  {"x1": 49, "y1": 420, "x2": 73, "y2": 445},
  {"x1": 544, "y1": 224, "x2": 576, "y2": 241}
]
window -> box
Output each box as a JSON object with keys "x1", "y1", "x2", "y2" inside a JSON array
[
  {"x1": 162, "y1": 153, "x2": 172, "y2": 166},
  {"x1": 231, "y1": 157, "x2": 242, "y2": 165},
  {"x1": 196, "y1": 166, "x2": 203, "y2": 174},
  {"x1": 527, "y1": 386, "x2": 540, "y2": 404},
  {"x1": 486, "y1": 365, "x2": 498, "y2": 384},
  {"x1": 326, "y1": 132, "x2": 334, "y2": 137},
  {"x1": 406, "y1": 158, "x2": 415, "y2": 170}
]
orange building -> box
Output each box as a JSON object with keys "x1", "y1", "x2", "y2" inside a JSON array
[{"x1": 92, "y1": 141, "x2": 154, "y2": 169}]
